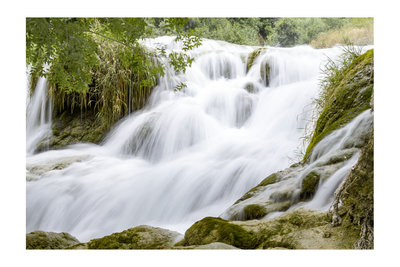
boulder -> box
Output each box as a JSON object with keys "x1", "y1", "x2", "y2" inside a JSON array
[
  {"x1": 84, "y1": 225, "x2": 182, "y2": 249},
  {"x1": 26, "y1": 231, "x2": 80, "y2": 249},
  {"x1": 182, "y1": 217, "x2": 256, "y2": 249}
]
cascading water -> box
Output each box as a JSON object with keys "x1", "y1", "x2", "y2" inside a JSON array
[
  {"x1": 26, "y1": 76, "x2": 52, "y2": 155},
  {"x1": 26, "y1": 37, "x2": 370, "y2": 242}
]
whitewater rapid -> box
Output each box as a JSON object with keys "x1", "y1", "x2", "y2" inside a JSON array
[{"x1": 26, "y1": 37, "x2": 370, "y2": 241}]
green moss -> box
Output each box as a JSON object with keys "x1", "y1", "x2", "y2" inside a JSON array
[
  {"x1": 260, "y1": 61, "x2": 271, "y2": 86},
  {"x1": 246, "y1": 48, "x2": 265, "y2": 71},
  {"x1": 276, "y1": 201, "x2": 291, "y2": 212},
  {"x1": 281, "y1": 209, "x2": 330, "y2": 228},
  {"x1": 304, "y1": 49, "x2": 373, "y2": 161},
  {"x1": 259, "y1": 173, "x2": 278, "y2": 186},
  {"x1": 173, "y1": 239, "x2": 185, "y2": 247},
  {"x1": 65, "y1": 243, "x2": 89, "y2": 249},
  {"x1": 183, "y1": 217, "x2": 257, "y2": 249},
  {"x1": 260, "y1": 239, "x2": 295, "y2": 249},
  {"x1": 49, "y1": 110, "x2": 110, "y2": 149},
  {"x1": 244, "y1": 82, "x2": 256, "y2": 93},
  {"x1": 243, "y1": 204, "x2": 267, "y2": 220},
  {"x1": 234, "y1": 173, "x2": 278, "y2": 204},
  {"x1": 26, "y1": 231, "x2": 80, "y2": 249},
  {"x1": 324, "y1": 149, "x2": 356, "y2": 165},
  {"x1": 340, "y1": 131, "x2": 374, "y2": 248},
  {"x1": 270, "y1": 190, "x2": 293, "y2": 202},
  {"x1": 255, "y1": 209, "x2": 331, "y2": 249},
  {"x1": 86, "y1": 226, "x2": 179, "y2": 249},
  {"x1": 300, "y1": 171, "x2": 320, "y2": 200},
  {"x1": 290, "y1": 162, "x2": 301, "y2": 168}
]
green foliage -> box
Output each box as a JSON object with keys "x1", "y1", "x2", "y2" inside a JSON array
[
  {"x1": 27, "y1": 18, "x2": 99, "y2": 94},
  {"x1": 189, "y1": 18, "x2": 261, "y2": 46},
  {"x1": 174, "y1": 82, "x2": 187, "y2": 92},
  {"x1": 274, "y1": 18, "x2": 300, "y2": 47},
  {"x1": 27, "y1": 18, "x2": 201, "y2": 94},
  {"x1": 189, "y1": 17, "x2": 372, "y2": 47},
  {"x1": 27, "y1": 18, "x2": 202, "y2": 131}
]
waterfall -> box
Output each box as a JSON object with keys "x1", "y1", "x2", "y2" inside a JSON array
[
  {"x1": 26, "y1": 37, "x2": 371, "y2": 242},
  {"x1": 26, "y1": 76, "x2": 52, "y2": 155}
]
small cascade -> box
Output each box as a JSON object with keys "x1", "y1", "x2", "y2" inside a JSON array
[
  {"x1": 26, "y1": 77, "x2": 52, "y2": 155},
  {"x1": 220, "y1": 109, "x2": 373, "y2": 220}
]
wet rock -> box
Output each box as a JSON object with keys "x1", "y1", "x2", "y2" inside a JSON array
[
  {"x1": 299, "y1": 171, "x2": 321, "y2": 200},
  {"x1": 26, "y1": 231, "x2": 80, "y2": 249},
  {"x1": 246, "y1": 48, "x2": 266, "y2": 72},
  {"x1": 181, "y1": 217, "x2": 256, "y2": 249},
  {"x1": 26, "y1": 155, "x2": 89, "y2": 180},
  {"x1": 173, "y1": 242, "x2": 239, "y2": 249},
  {"x1": 49, "y1": 110, "x2": 109, "y2": 150},
  {"x1": 84, "y1": 225, "x2": 182, "y2": 249}
]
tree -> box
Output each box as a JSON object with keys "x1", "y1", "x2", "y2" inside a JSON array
[
  {"x1": 275, "y1": 18, "x2": 300, "y2": 47},
  {"x1": 26, "y1": 18, "x2": 202, "y2": 94},
  {"x1": 26, "y1": 18, "x2": 202, "y2": 128}
]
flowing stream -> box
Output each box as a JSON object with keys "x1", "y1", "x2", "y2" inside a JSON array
[
  {"x1": 26, "y1": 37, "x2": 370, "y2": 242},
  {"x1": 26, "y1": 76, "x2": 52, "y2": 155}
]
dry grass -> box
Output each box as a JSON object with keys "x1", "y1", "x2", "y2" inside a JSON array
[{"x1": 310, "y1": 24, "x2": 373, "y2": 48}]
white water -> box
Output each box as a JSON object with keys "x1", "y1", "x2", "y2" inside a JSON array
[
  {"x1": 26, "y1": 37, "x2": 369, "y2": 242},
  {"x1": 301, "y1": 109, "x2": 373, "y2": 210},
  {"x1": 221, "y1": 109, "x2": 372, "y2": 220},
  {"x1": 26, "y1": 76, "x2": 52, "y2": 155}
]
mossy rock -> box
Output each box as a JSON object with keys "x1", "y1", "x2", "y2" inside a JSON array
[
  {"x1": 247, "y1": 48, "x2": 265, "y2": 72},
  {"x1": 228, "y1": 208, "x2": 358, "y2": 249},
  {"x1": 229, "y1": 201, "x2": 291, "y2": 221},
  {"x1": 85, "y1": 225, "x2": 181, "y2": 249},
  {"x1": 260, "y1": 61, "x2": 271, "y2": 87},
  {"x1": 182, "y1": 217, "x2": 257, "y2": 249},
  {"x1": 249, "y1": 209, "x2": 331, "y2": 249},
  {"x1": 26, "y1": 155, "x2": 89, "y2": 179},
  {"x1": 259, "y1": 173, "x2": 278, "y2": 186},
  {"x1": 304, "y1": 49, "x2": 374, "y2": 161},
  {"x1": 244, "y1": 82, "x2": 256, "y2": 93},
  {"x1": 194, "y1": 242, "x2": 239, "y2": 249},
  {"x1": 173, "y1": 242, "x2": 239, "y2": 250},
  {"x1": 26, "y1": 231, "x2": 80, "y2": 249},
  {"x1": 270, "y1": 190, "x2": 293, "y2": 202},
  {"x1": 340, "y1": 131, "x2": 374, "y2": 248},
  {"x1": 243, "y1": 204, "x2": 267, "y2": 220},
  {"x1": 322, "y1": 148, "x2": 357, "y2": 166},
  {"x1": 300, "y1": 171, "x2": 320, "y2": 200},
  {"x1": 49, "y1": 110, "x2": 110, "y2": 150},
  {"x1": 233, "y1": 173, "x2": 278, "y2": 204}
]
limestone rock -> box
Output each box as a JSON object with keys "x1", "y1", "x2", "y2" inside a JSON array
[
  {"x1": 182, "y1": 217, "x2": 256, "y2": 249},
  {"x1": 26, "y1": 231, "x2": 80, "y2": 249},
  {"x1": 85, "y1": 225, "x2": 182, "y2": 249}
]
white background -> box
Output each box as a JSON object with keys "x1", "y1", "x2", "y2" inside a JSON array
[{"x1": 0, "y1": 0, "x2": 398, "y2": 266}]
